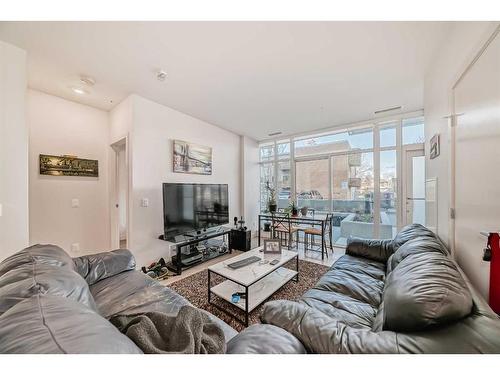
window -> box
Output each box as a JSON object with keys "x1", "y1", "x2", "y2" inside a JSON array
[
  {"x1": 277, "y1": 161, "x2": 291, "y2": 209},
  {"x1": 276, "y1": 141, "x2": 290, "y2": 160},
  {"x1": 379, "y1": 123, "x2": 396, "y2": 148},
  {"x1": 403, "y1": 117, "x2": 425, "y2": 145},
  {"x1": 331, "y1": 152, "x2": 374, "y2": 245},
  {"x1": 294, "y1": 127, "x2": 373, "y2": 157},
  {"x1": 260, "y1": 143, "x2": 274, "y2": 162},
  {"x1": 259, "y1": 163, "x2": 274, "y2": 213},
  {"x1": 258, "y1": 113, "x2": 425, "y2": 244},
  {"x1": 380, "y1": 150, "x2": 397, "y2": 239},
  {"x1": 295, "y1": 159, "x2": 330, "y2": 213}
]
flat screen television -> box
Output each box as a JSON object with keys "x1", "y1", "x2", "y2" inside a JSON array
[{"x1": 163, "y1": 183, "x2": 229, "y2": 240}]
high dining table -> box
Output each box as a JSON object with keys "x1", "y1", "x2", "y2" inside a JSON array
[{"x1": 258, "y1": 213, "x2": 329, "y2": 260}]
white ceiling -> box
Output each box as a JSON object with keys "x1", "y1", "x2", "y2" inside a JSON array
[{"x1": 0, "y1": 21, "x2": 452, "y2": 140}]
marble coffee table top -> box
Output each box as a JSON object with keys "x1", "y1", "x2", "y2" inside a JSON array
[{"x1": 208, "y1": 247, "x2": 297, "y2": 286}]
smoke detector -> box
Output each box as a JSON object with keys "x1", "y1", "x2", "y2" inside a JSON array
[{"x1": 157, "y1": 70, "x2": 167, "y2": 82}]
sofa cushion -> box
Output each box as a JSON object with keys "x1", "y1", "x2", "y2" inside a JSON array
[
  {"x1": 0, "y1": 263, "x2": 97, "y2": 315},
  {"x1": 0, "y1": 294, "x2": 141, "y2": 353},
  {"x1": 305, "y1": 255, "x2": 385, "y2": 308},
  {"x1": 227, "y1": 324, "x2": 307, "y2": 354},
  {"x1": 73, "y1": 249, "x2": 136, "y2": 285},
  {"x1": 301, "y1": 289, "x2": 376, "y2": 328},
  {"x1": 391, "y1": 224, "x2": 437, "y2": 251},
  {"x1": 388, "y1": 237, "x2": 448, "y2": 273},
  {"x1": 383, "y1": 252, "x2": 473, "y2": 332},
  {"x1": 346, "y1": 237, "x2": 393, "y2": 263},
  {"x1": 261, "y1": 300, "x2": 399, "y2": 354},
  {"x1": 0, "y1": 244, "x2": 74, "y2": 277}
]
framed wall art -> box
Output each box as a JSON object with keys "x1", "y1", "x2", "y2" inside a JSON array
[
  {"x1": 39, "y1": 154, "x2": 98, "y2": 177},
  {"x1": 173, "y1": 140, "x2": 212, "y2": 175}
]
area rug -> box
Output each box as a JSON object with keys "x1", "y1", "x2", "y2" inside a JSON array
[{"x1": 168, "y1": 259, "x2": 330, "y2": 332}]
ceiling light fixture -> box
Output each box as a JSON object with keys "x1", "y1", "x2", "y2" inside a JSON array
[
  {"x1": 268, "y1": 131, "x2": 282, "y2": 137},
  {"x1": 80, "y1": 75, "x2": 96, "y2": 86},
  {"x1": 71, "y1": 87, "x2": 88, "y2": 95}
]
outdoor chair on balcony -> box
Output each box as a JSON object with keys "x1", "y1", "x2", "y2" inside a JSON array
[{"x1": 303, "y1": 213, "x2": 333, "y2": 257}]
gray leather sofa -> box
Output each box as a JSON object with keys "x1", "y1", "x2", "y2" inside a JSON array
[
  {"x1": 244, "y1": 224, "x2": 500, "y2": 353},
  {"x1": 0, "y1": 244, "x2": 303, "y2": 353}
]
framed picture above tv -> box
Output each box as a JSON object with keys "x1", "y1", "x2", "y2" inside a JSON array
[{"x1": 173, "y1": 140, "x2": 212, "y2": 175}]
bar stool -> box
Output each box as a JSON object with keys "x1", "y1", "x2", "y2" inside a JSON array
[{"x1": 304, "y1": 213, "x2": 333, "y2": 257}]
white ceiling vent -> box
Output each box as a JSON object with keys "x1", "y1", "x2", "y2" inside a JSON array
[{"x1": 374, "y1": 106, "x2": 402, "y2": 117}]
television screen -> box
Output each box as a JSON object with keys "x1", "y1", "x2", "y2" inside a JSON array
[{"x1": 163, "y1": 183, "x2": 229, "y2": 240}]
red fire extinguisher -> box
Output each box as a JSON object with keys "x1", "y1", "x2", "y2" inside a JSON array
[{"x1": 484, "y1": 232, "x2": 500, "y2": 314}]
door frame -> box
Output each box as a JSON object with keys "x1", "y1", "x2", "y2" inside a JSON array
[
  {"x1": 402, "y1": 146, "x2": 425, "y2": 227},
  {"x1": 110, "y1": 136, "x2": 130, "y2": 250}
]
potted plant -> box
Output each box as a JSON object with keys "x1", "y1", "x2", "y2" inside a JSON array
[
  {"x1": 300, "y1": 206, "x2": 309, "y2": 217},
  {"x1": 288, "y1": 200, "x2": 298, "y2": 217},
  {"x1": 266, "y1": 181, "x2": 277, "y2": 213}
]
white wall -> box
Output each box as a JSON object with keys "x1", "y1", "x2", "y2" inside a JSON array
[
  {"x1": 127, "y1": 95, "x2": 243, "y2": 267},
  {"x1": 424, "y1": 22, "x2": 498, "y2": 246},
  {"x1": 241, "y1": 136, "x2": 260, "y2": 234},
  {"x1": 424, "y1": 22, "x2": 500, "y2": 299},
  {"x1": 0, "y1": 41, "x2": 28, "y2": 259},
  {"x1": 453, "y1": 28, "x2": 500, "y2": 299},
  {"x1": 28, "y1": 89, "x2": 110, "y2": 256}
]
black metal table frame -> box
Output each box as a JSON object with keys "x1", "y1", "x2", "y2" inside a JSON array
[
  {"x1": 258, "y1": 214, "x2": 327, "y2": 260},
  {"x1": 207, "y1": 253, "x2": 299, "y2": 327}
]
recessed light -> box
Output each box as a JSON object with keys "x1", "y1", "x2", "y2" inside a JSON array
[{"x1": 71, "y1": 87, "x2": 88, "y2": 95}]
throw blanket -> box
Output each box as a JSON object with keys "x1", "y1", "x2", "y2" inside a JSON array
[{"x1": 110, "y1": 305, "x2": 226, "y2": 354}]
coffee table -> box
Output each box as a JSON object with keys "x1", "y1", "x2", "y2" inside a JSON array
[{"x1": 207, "y1": 247, "x2": 299, "y2": 326}]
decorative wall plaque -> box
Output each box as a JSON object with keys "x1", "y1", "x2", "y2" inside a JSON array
[{"x1": 39, "y1": 154, "x2": 98, "y2": 177}]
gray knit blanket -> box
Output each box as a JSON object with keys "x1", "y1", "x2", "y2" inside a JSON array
[{"x1": 110, "y1": 305, "x2": 226, "y2": 354}]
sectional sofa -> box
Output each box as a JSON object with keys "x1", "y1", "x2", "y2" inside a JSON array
[{"x1": 1, "y1": 224, "x2": 499, "y2": 353}]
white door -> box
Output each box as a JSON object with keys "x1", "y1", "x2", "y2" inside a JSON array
[{"x1": 403, "y1": 149, "x2": 425, "y2": 227}]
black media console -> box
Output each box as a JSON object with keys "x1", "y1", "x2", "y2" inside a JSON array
[{"x1": 161, "y1": 227, "x2": 233, "y2": 275}]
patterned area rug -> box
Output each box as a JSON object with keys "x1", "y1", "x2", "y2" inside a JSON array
[{"x1": 169, "y1": 259, "x2": 330, "y2": 332}]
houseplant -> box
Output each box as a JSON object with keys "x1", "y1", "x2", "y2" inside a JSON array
[
  {"x1": 284, "y1": 200, "x2": 298, "y2": 216},
  {"x1": 266, "y1": 181, "x2": 277, "y2": 213}
]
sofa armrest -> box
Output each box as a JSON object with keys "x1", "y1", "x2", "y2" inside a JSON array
[
  {"x1": 226, "y1": 324, "x2": 307, "y2": 354},
  {"x1": 73, "y1": 249, "x2": 136, "y2": 285},
  {"x1": 345, "y1": 237, "x2": 394, "y2": 263},
  {"x1": 261, "y1": 300, "x2": 399, "y2": 354}
]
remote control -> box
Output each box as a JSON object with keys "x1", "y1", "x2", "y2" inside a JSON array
[{"x1": 270, "y1": 259, "x2": 279, "y2": 265}]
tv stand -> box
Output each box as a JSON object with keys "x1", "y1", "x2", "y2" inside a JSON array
[{"x1": 163, "y1": 227, "x2": 232, "y2": 275}]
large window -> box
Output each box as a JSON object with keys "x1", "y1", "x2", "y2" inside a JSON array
[
  {"x1": 296, "y1": 158, "x2": 330, "y2": 212},
  {"x1": 259, "y1": 113, "x2": 425, "y2": 245}
]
